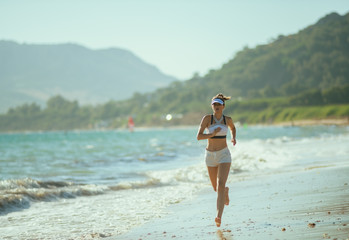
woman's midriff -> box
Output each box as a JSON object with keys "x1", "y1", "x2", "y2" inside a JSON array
[{"x1": 206, "y1": 138, "x2": 228, "y2": 151}]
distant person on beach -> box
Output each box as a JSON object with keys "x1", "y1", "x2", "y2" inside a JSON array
[{"x1": 196, "y1": 93, "x2": 236, "y2": 227}]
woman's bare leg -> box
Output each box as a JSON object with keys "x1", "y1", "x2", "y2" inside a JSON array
[
  {"x1": 207, "y1": 166, "x2": 218, "y2": 191},
  {"x1": 216, "y1": 163, "x2": 231, "y2": 220}
]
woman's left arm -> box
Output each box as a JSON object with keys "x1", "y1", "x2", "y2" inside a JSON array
[{"x1": 227, "y1": 117, "x2": 236, "y2": 146}]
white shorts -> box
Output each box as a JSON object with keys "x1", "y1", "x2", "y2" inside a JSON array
[{"x1": 205, "y1": 147, "x2": 231, "y2": 167}]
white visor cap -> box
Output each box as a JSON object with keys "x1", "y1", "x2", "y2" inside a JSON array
[{"x1": 211, "y1": 98, "x2": 224, "y2": 105}]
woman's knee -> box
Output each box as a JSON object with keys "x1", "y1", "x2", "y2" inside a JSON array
[{"x1": 217, "y1": 179, "x2": 226, "y2": 191}]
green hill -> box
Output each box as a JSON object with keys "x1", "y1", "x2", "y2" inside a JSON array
[
  {"x1": 207, "y1": 12, "x2": 349, "y2": 97},
  {"x1": 140, "y1": 12, "x2": 349, "y2": 107},
  {"x1": 120, "y1": 12, "x2": 349, "y2": 125}
]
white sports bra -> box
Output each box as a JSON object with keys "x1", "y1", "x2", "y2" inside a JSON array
[{"x1": 207, "y1": 115, "x2": 228, "y2": 139}]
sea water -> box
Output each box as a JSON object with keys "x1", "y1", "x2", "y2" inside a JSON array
[{"x1": 0, "y1": 125, "x2": 348, "y2": 239}]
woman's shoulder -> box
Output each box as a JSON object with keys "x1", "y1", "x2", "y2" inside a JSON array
[
  {"x1": 202, "y1": 114, "x2": 212, "y2": 119},
  {"x1": 224, "y1": 115, "x2": 233, "y2": 122},
  {"x1": 201, "y1": 114, "x2": 212, "y2": 123}
]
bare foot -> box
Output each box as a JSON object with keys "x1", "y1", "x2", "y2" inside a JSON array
[
  {"x1": 225, "y1": 187, "x2": 229, "y2": 205},
  {"x1": 215, "y1": 217, "x2": 221, "y2": 227}
]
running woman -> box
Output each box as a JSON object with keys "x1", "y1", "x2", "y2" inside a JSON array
[{"x1": 196, "y1": 93, "x2": 237, "y2": 227}]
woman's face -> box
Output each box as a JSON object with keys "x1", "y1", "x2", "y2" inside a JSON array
[{"x1": 212, "y1": 103, "x2": 224, "y2": 113}]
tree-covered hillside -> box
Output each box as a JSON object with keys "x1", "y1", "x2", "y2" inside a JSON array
[
  {"x1": 143, "y1": 12, "x2": 349, "y2": 107},
  {"x1": 210, "y1": 12, "x2": 349, "y2": 97},
  {"x1": 116, "y1": 12, "x2": 349, "y2": 125}
]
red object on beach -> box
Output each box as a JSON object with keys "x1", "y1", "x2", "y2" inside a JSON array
[{"x1": 128, "y1": 117, "x2": 135, "y2": 132}]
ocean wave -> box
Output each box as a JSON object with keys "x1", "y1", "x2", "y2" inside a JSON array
[
  {"x1": 0, "y1": 178, "x2": 73, "y2": 190},
  {"x1": 0, "y1": 178, "x2": 108, "y2": 215},
  {"x1": 145, "y1": 164, "x2": 208, "y2": 185},
  {"x1": 0, "y1": 170, "x2": 202, "y2": 215},
  {"x1": 230, "y1": 132, "x2": 349, "y2": 171},
  {"x1": 229, "y1": 137, "x2": 295, "y2": 171},
  {"x1": 108, "y1": 178, "x2": 162, "y2": 191}
]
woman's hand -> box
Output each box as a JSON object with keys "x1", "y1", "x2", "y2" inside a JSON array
[
  {"x1": 212, "y1": 127, "x2": 221, "y2": 137},
  {"x1": 231, "y1": 138, "x2": 236, "y2": 146}
]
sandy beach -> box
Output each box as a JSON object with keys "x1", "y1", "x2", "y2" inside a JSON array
[{"x1": 118, "y1": 165, "x2": 349, "y2": 240}]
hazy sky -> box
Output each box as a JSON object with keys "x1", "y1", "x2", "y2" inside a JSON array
[{"x1": 1, "y1": 0, "x2": 348, "y2": 80}]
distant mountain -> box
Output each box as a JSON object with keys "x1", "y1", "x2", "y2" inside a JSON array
[{"x1": 0, "y1": 41, "x2": 176, "y2": 113}]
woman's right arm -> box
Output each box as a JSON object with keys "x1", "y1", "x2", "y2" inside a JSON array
[{"x1": 197, "y1": 115, "x2": 219, "y2": 140}]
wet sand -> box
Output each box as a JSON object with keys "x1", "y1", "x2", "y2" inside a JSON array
[{"x1": 117, "y1": 165, "x2": 349, "y2": 240}]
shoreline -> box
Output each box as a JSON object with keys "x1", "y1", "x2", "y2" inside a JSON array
[
  {"x1": 273, "y1": 117, "x2": 349, "y2": 127},
  {"x1": 0, "y1": 117, "x2": 348, "y2": 134},
  {"x1": 117, "y1": 165, "x2": 349, "y2": 240}
]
